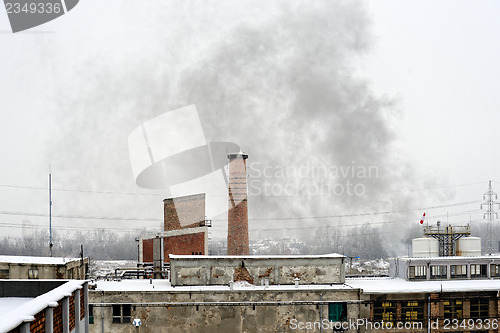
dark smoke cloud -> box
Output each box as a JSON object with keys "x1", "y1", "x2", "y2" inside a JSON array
[{"x1": 45, "y1": 0, "x2": 451, "y2": 255}]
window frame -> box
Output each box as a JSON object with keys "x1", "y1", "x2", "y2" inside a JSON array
[
  {"x1": 409, "y1": 265, "x2": 427, "y2": 280},
  {"x1": 112, "y1": 304, "x2": 132, "y2": 324},
  {"x1": 401, "y1": 301, "x2": 424, "y2": 322},
  {"x1": 470, "y1": 298, "x2": 489, "y2": 319},
  {"x1": 443, "y1": 299, "x2": 463, "y2": 319},
  {"x1": 373, "y1": 301, "x2": 397, "y2": 323},
  {"x1": 328, "y1": 302, "x2": 347, "y2": 322},
  {"x1": 28, "y1": 268, "x2": 39, "y2": 279}
]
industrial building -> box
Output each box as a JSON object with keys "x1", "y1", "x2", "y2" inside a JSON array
[
  {"x1": 0, "y1": 279, "x2": 90, "y2": 333},
  {"x1": 0, "y1": 255, "x2": 89, "y2": 280},
  {"x1": 85, "y1": 152, "x2": 500, "y2": 332}
]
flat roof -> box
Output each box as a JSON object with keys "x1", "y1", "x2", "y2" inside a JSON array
[
  {"x1": 346, "y1": 277, "x2": 500, "y2": 294},
  {"x1": 169, "y1": 253, "x2": 344, "y2": 260},
  {"x1": 0, "y1": 255, "x2": 84, "y2": 265},
  {"x1": 395, "y1": 255, "x2": 500, "y2": 262},
  {"x1": 94, "y1": 280, "x2": 353, "y2": 292}
]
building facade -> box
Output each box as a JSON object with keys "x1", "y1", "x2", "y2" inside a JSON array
[{"x1": 0, "y1": 255, "x2": 89, "y2": 280}]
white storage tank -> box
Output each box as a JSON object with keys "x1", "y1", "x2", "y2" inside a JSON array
[
  {"x1": 412, "y1": 237, "x2": 439, "y2": 257},
  {"x1": 456, "y1": 237, "x2": 482, "y2": 256}
]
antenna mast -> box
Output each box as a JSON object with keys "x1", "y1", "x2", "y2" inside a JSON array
[
  {"x1": 49, "y1": 168, "x2": 53, "y2": 257},
  {"x1": 480, "y1": 180, "x2": 499, "y2": 254}
]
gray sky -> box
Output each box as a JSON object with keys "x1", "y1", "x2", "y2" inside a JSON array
[{"x1": 0, "y1": 1, "x2": 499, "y2": 254}]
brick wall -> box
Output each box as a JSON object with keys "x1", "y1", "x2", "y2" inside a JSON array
[
  {"x1": 164, "y1": 232, "x2": 205, "y2": 263},
  {"x1": 53, "y1": 302, "x2": 63, "y2": 333},
  {"x1": 80, "y1": 287, "x2": 85, "y2": 320},
  {"x1": 7, "y1": 328, "x2": 20, "y2": 333},
  {"x1": 143, "y1": 239, "x2": 154, "y2": 262},
  {"x1": 227, "y1": 153, "x2": 249, "y2": 255},
  {"x1": 69, "y1": 294, "x2": 75, "y2": 331},
  {"x1": 164, "y1": 193, "x2": 205, "y2": 231},
  {"x1": 29, "y1": 310, "x2": 45, "y2": 333}
]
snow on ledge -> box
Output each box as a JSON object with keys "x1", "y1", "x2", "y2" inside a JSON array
[
  {"x1": 0, "y1": 255, "x2": 83, "y2": 265},
  {"x1": 169, "y1": 253, "x2": 344, "y2": 260},
  {"x1": 0, "y1": 280, "x2": 85, "y2": 332}
]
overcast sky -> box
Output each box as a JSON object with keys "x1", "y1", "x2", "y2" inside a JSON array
[{"x1": 0, "y1": 1, "x2": 499, "y2": 253}]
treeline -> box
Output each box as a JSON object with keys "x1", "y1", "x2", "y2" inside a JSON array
[
  {"x1": 1, "y1": 220, "x2": 498, "y2": 261},
  {"x1": 0, "y1": 229, "x2": 139, "y2": 260}
]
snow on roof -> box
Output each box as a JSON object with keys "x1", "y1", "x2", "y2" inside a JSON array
[
  {"x1": 346, "y1": 277, "x2": 500, "y2": 294},
  {"x1": 169, "y1": 253, "x2": 344, "y2": 260},
  {"x1": 0, "y1": 297, "x2": 33, "y2": 313},
  {"x1": 0, "y1": 255, "x2": 83, "y2": 265},
  {"x1": 0, "y1": 280, "x2": 84, "y2": 332},
  {"x1": 94, "y1": 279, "x2": 353, "y2": 292},
  {"x1": 395, "y1": 255, "x2": 500, "y2": 261}
]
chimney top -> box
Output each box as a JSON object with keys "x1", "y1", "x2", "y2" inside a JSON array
[{"x1": 228, "y1": 151, "x2": 248, "y2": 160}]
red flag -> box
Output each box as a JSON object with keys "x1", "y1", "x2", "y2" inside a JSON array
[{"x1": 419, "y1": 212, "x2": 426, "y2": 224}]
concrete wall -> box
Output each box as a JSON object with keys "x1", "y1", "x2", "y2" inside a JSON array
[
  {"x1": 89, "y1": 288, "x2": 359, "y2": 333},
  {"x1": 170, "y1": 255, "x2": 345, "y2": 286},
  {"x1": 0, "y1": 258, "x2": 89, "y2": 280}
]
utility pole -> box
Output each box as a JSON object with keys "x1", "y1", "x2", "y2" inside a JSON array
[
  {"x1": 481, "y1": 180, "x2": 500, "y2": 254},
  {"x1": 49, "y1": 169, "x2": 53, "y2": 257}
]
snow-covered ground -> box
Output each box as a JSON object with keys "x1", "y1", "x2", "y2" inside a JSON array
[
  {"x1": 345, "y1": 258, "x2": 389, "y2": 276},
  {"x1": 89, "y1": 259, "x2": 137, "y2": 279}
]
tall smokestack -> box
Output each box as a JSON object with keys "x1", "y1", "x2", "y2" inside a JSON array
[{"x1": 227, "y1": 151, "x2": 249, "y2": 255}]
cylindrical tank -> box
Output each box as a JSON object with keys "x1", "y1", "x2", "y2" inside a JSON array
[
  {"x1": 412, "y1": 237, "x2": 439, "y2": 257},
  {"x1": 456, "y1": 237, "x2": 482, "y2": 256}
]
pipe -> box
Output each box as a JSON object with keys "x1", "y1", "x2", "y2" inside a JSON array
[{"x1": 319, "y1": 294, "x2": 323, "y2": 333}]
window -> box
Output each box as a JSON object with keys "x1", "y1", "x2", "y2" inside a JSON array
[
  {"x1": 430, "y1": 266, "x2": 447, "y2": 279},
  {"x1": 112, "y1": 304, "x2": 131, "y2": 324},
  {"x1": 89, "y1": 305, "x2": 94, "y2": 324},
  {"x1": 373, "y1": 301, "x2": 396, "y2": 322},
  {"x1": 470, "y1": 299, "x2": 489, "y2": 319},
  {"x1": 409, "y1": 266, "x2": 427, "y2": 280},
  {"x1": 402, "y1": 301, "x2": 424, "y2": 322},
  {"x1": 28, "y1": 269, "x2": 39, "y2": 279},
  {"x1": 328, "y1": 303, "x2": 347, "y2": 322},
  {"x1": 490, "y1": 264, "x2": 499, "y2": 277},
  {"x1": 470, "y1": 265, "x2": 487, "y2": 278},
  {"x1": 450, "y1": 265, "x2": 467, "y2": 279},
  {"x1": 0, "y1": 269, "x2": 9, "y2": 279},
  {"x1": 444, "y1": 300, "x2": 463, "y2": 319}
]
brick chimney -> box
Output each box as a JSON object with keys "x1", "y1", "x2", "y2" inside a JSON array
[{"x1": 227, "y1": 152, "x2": 249, "y2": 255}]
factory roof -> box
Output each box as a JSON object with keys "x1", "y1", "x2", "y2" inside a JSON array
[
  {"x1": 94, "y1": 276, "x2": 500, "y2": 294},
  {"x1": 93, "y1": 279, "x2": 353, "y2": 292},
  {"x1": 346, "y1": 277, "x2": 500, "y2": 294},
  {"x1": 0, "y1": 255, "x2": 84, "y2": 265},
  {"x1": 394, "y1": 255, "x2": 500, "y2": 262},
  {"x1": 169, "y1": 253, "x2": 344, "y2": 260}
]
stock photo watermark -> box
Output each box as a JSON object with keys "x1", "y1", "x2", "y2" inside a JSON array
[
  {"x1": 248, "y1": 161, "x2": 379, "y2": 198},
  {"x1": 3, "y1": 0, "x2": 80, "y2": 33}
]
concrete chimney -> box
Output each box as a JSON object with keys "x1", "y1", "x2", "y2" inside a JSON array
[{"x1": 227, "y1": 152, "x2": 249, "y2": 255}]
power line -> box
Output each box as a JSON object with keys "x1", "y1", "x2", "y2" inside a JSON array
[
  {"x1": 0, "y1": 209, "x2": 483, "y2": 234},
  {"x1": 0, "y1": 181, "x2": 491, "y2": 197},
  {"x1": 214, "y1": 200, "x2": 482, "y2": 222},
  {"x1": 0, "y1": 184, "x2": 164, "y2": 197},
  {"x1": 0, "y1": 210, "x2": 160, "y2": 222},
  {"x1": 0, "y1": 200, "x2": 481, "y2": 226}
]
